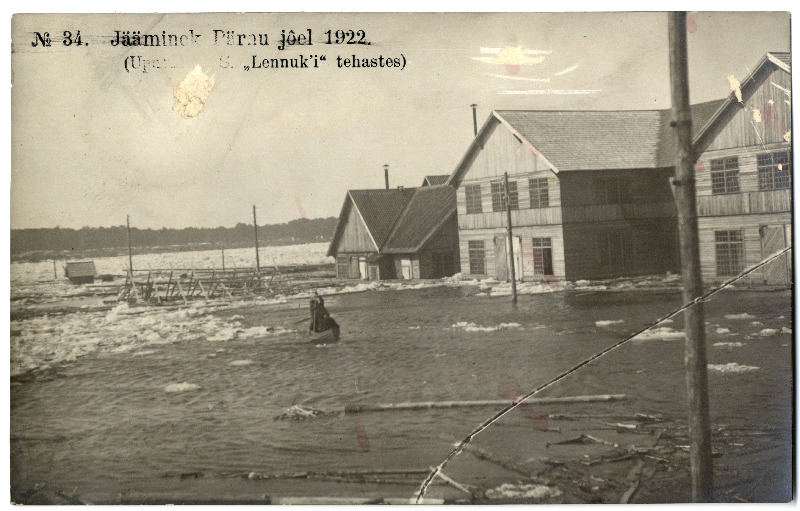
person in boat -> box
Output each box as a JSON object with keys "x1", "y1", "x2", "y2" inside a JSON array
[{"x1": 310, "y1": 292, "x2": 338, "y2": 333}]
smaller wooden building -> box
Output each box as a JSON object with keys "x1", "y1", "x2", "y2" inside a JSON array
[
  {"x1": 65, "y1": 261, "x2": 97, "y2": 284},
  {"x1": 328, "y1": 184, "x2": 461, "y2": 280}
]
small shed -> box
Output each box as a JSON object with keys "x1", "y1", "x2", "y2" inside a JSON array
[{"x1": 65, "y1": 261, "x2": 97, "y2": 284}]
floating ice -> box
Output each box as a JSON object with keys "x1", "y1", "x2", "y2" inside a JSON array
[
  {"x1": 716, "y1": 327, "x2": 731, "y2": 334},
  {"x1": 595, "y1": 319, "x2": 624, "y2": 327},
  {"x1": 486, "y1": 483, "x2": 562, "y2": 500},
  {"x1": 164, "y1": 382, "x2": 200, "y2": 393},
  {"x1": 713, "y1": 342, "x2": 743, "y2": 348},
  {"x1": 452, "y1": 322, "x2": 522, "y2": 332},
  {"x1": 708, "y1": 363, "x2": 759, "y2": 373},
  {"x1": 782, "y1": 327, "x2": 792, "y2": 334},
  {"x1": 633, "y1": 327, "x2": 686, "y2": 341},
  {"x1": 725, "y1": 313, "x2": 755, "y2": 320},
  {"x1": 758, "y1": 328, "x2": 777, "y2": 337},
  {"x1": 229, "y1": 359, "x2": 255, "y2": 366}
]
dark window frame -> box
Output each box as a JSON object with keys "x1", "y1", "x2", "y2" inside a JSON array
[
  {"x1": 715, "y1": 230, "x2": 744, "y2": 276},
  {"x1": 531, "y1": 237, "x2": 554, "y2": 276},
  {"x1": 464, "y1": 184, "x2": 483, "y2": 214},
  {"x1": 528, "y1": 178, "x2": 550, "y2": 208},
  {"x1": 710, "y1": 156, "x2": 741, "y2": 195},
  {"x1": 490, "y1": 180, "x2": 519, "y2": 212},
  {"x1": 757, "y1": 151, "x2": 792, "y2": 190},
  {"x1": 467, "y1": 240, "x2": 486, "y2": 275}
]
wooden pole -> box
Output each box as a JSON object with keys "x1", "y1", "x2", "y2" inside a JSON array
[
  {"x1": 471, "y1": 104, "x2": 478, "y2": 136},
  {"x1": 253, "y1": 205, "x2": 261, "y2": 274},
  {"x1": 221, "y1": 243, "x2": 226, "y2": 271},
  {"x1": 53, "y1": 256, "x2": 57, "y2": 280},
  {"x1": 504, "y1": 172, "x2": 517, "y2": 304},
  {"x1": 668, "y1": 11, "x2": 713, "y2": 503},
  {"x1": 126, "y1": 215, "x2": 133, "y2": 273},
  {"x1": 383, "y1": 164, "x2": 389, "y2": 190}
]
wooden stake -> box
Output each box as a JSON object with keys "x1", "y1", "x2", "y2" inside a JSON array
[
  {"x1": 53, "y1": 256, "x2": 57, "y2": 280},
  {"x1": 504, "y1": 172, "x2": 517, "y2": 304},
  {"x1": 126, "y1": 215, "x2": 133, "y2": 274},
  {"x1": 221, "y1": 243, "x2": 225, "y2": 271},
  {"x1": 253, "y1": 205, "x2": 261, "y2": 274},
  {"x1": 668, "y1": 11, "x2": 713, "y2": 503}
]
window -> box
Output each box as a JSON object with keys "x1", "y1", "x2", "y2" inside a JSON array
[
  {"x1": 529, "y1": 178, "x2": 549, "y2": 208},
  {"x1": 490, "y1": 180, "x2": 519, "y2": 211},
  {"x1": 710, "y1": 156, "x2": 740, "y2": 194},
  {"x1": 758, "y1": 151, "x2": 792, "y2": 190},
  {"x1": 593, "y1": 178, "x2": 633, "y2": 204},
  {"x1": 465, "y1": 184, "x2": 482, "y2": 214},
  {"x1": 468, "y1": 240, "x2": 486, "y2": 275},
  {"x1": 715, "y1": 230, "x2": 744, "y2": 276},
  {"x1": 531, "y1": 238, "x2": 554, "y2": 275},
  {"x1": 336, "y1": 256, "x2": 349, "y2": 279}
]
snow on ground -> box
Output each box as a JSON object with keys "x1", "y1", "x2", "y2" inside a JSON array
[
  {"x1": 10, "y1": 243, "x2": 332, "y2": 300},
  {"x1": 708, "y1": 363, "x2": 760, "y2": 373},
  {"x1": 451, "y1": 321, "x2": 522, "y2": 332}
]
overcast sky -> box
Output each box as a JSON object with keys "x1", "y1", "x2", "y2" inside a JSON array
[{"x1": 10, "y1": 12, "x2": 790, "y2": 229}]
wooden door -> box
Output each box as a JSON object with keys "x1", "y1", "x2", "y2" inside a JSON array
[{"x1": 761, "y1": 225, "x2": 790, "y2": 285}]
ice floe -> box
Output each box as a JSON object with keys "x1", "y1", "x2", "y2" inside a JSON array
[
  {"x1": 633, "y1": 327, "x2": 686, "y2": 341},
  {"x1": 486, "y1": 483, "x2": 563, "y2": 500},
  {"x1": 708, "y1": 363, "x2": 759, "y2": 373},
  {"x1": 715, "y1": 327, "x2": 731, "y2": 334},
  {"x1": 164, "y1": 382, "x2": 201, "y2": 393},
  {"x1": 595, "y1": 319, "x2": 624, "y2": 327},
  {"x1": 757, "y1": 328, "x2": 777, "y2": 337},
  {"x1": 713, "y1": 342, "x2": 743, "y2": 348},
  {"x1": 724, "y1": 313, "x2": 756, "y2": 320},
  {"x1": 451, "y1": 321, "x2": 522, "y2": 332}
]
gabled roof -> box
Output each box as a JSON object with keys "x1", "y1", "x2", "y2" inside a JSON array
[
  {"x1": 421, "y1": 175, "x2": 450, "y2": 187},
  {"x1": 446, "y1": 52, "x2": 786, "y2": 187},
  {"x1": 382, "y1": 185, "x2": 456, "y2": 253},
  {"x1": 693, "y1": 51, "x2": 791, "y2": 155},
  {"x1": 65, "y1": 261, "x2": 97, "y2": 278},
  {"x1": 327, "y1": 187, "x2": 415, "y2": 256}
]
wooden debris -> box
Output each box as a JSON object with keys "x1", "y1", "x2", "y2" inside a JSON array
[
  {"x1": 345, "y1": 394, "x2": 626, "y2": 414},
  {"x1": 431, "y1": 467, "x2": 473, "y2": 495}
]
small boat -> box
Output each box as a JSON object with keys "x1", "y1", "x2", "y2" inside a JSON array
[{"x1": 309, "y1": 325, "x2": 340, "y2": 344}]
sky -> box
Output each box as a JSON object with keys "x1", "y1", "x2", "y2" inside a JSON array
[{"x1": 9, "y1": 12, "x2": 790, "y2": 229}]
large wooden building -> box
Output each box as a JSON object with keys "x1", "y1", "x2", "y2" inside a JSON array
[
  {"x1": 327, "y1": 183, "x2": 460, "y2": 280},
  {"x1": 447, "y1": 52, "x2": 791, "y2": 285},
  {"x1": 447, "y1": 101, "x2": 720, "y2": 282},
  {"x1": 691, "y1": 52, "x2": 792, "y2": 285}
]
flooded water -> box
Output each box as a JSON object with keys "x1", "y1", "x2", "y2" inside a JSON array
[{"x1": 10, "y1": 285, "x2": 793, "y2": 501}]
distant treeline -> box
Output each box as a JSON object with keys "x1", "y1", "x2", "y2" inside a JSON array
[{"x1": 11, "y1": 217, "x2": 338, "y2": 260}]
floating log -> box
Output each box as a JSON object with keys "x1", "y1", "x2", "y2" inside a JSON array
[
  {"x1": 431, "y1": 467, "x2": 472, "y2": 495},
  {"x1": 344, "y1": 394, "x2": 626, "y2": 414}
]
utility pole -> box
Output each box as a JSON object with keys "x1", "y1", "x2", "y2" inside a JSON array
[
  {"x1": 384, "y1": 164, "x2": 390, "y2": 189},
  {"x1": 504, "y1": 171, "x2": 517, "y2": 304},
  {"x1": 126, "y1": 215, "x2": 133, "y2": 274},
  {"x1": 668, "y1": 11, "x2": 713, "y2": 502},
  {"x1": 471, "y1": 104, "x2": 478, "y2": 136},
  {"x1": 253, "y1": 205, "x2": 261, "y2": 273}
]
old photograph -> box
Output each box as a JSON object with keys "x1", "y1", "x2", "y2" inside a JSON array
[{"x1": 9, "y1": 12, "x2": 793, "y2": 504}]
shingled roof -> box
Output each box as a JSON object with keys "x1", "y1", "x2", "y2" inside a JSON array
[
  {"x1": 327, "y1": 187, "x2": 416, "y2": 256},
  {"x1": 421, "y1": 175, "x2": 450, "y2": 187},
  {"x1": 382, "y1": 185, "x2": 456, "y2": 253},
  {"x1": 447, "y1": 52, "x2": 782, "y2": 186}
]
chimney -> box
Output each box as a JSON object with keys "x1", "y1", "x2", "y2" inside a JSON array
[
  {"x1": 471, "y1": 104, "x2": 478, "y2": 136},
  {"x1": 383, "y1": 164, "x2": 389, "y2": 189}
]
